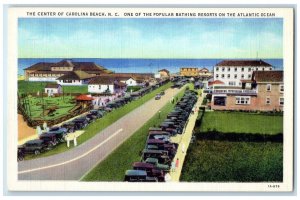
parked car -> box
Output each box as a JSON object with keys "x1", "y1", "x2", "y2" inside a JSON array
[
  {"x1": 72, "y1": 117, "x2": 89, "y2": 128},
  {"x1": 160, "y1": 91, "x2": 165, "y2": 96},
  {"x1": 155, "y1": 94, "x2": 161, "y2": 100},
  {"x1": 17, "y1": 147, "x2": 25, "y2": 161},
  {"x1": 142, "y1": 149, "x2": 171, "y2": 164},
  {"x1": 61, "y1": 122, "x2": 76, "y2": 133},
  {"x1": 18, "y1": 139, "x2": 48, "y2": 155},
  {"x1": 90, "y1": 109, "x2": 104, "y2": 118},
  {"x1": 48, "y1": 127, "x2": 68, "y2": 142},
  {"x1": 86, "y1": 113, "x2": 97, "y2": 123},
  {"x1": 144, "y1": 157, "x2": 170, "y2": 172},
  {"x1": 124, "y1": 170, "x2": 158, "y2": 182},
  {"x1": 39, "y1": 132, "x2": 58, "y2": 147},
  {"x1": 132, "y1": 162, "x2": 165, "y2": 182}
]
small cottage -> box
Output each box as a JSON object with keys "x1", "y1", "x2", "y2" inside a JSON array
[{"x1": 44, "y1": 83, "x2": 62, "y2": 95}]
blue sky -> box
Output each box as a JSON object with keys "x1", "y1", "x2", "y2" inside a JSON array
[{"x1": 18, "y1": 18, "x2": 283, "y2": 58}]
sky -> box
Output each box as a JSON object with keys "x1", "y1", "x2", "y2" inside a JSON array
[{"x1": 18, "y1": 18, "x2": 283, "y2": 59}]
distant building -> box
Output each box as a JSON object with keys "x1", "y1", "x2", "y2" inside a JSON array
[
  {"x1": 211, "y1": 70, "x2": 283, "y2": 111},
  {"x1": 213, "y1": 60, "x2": 273, "y2": 87},
  {"x1": 180, "y1": 67, "x2": 198, "y2": 77},
  {"x1": 24, "y1": 59, "x2": 111, "y2": 81},
  {"x1": 158, "y1": 69, "x2": 170, "y2": 78},
  {"x1": 198, "y1": 68, "x2": 213, "y2": 80},
  {"x1": 56, "y1": 71, "x2": 94, "y2": 86},
  {"x1": 44, "y1": 83, "x2": 62, "y2": 95},
  {"x1": 88, "y1": 76, "x2": 127, "y2": 94}
]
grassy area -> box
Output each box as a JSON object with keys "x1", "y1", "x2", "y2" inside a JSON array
[
  {"x1": 181, "y1": 140, "x2": 283, "y2": 182},
  {"x1": 199, "y1": 111, "x2": 283, "y2": 134},
  {"x1": 82, "y1": 84, "x2": 189, "y2": 181},
  {"x1": 25, "y1": 82, "x2": 172, "y2": 160},
  {"x1": 18, "y1": 81, "x2": 52, "y2": 94},
  {"x1": 18, "y1": 80, "x2": 88, "y2": 94},
  {"x1": 126, "y1": 86, "x2": 142, "y2": 92},
  {"x1": 62, "y1": 85, "x2": 88, "y2": 94}
]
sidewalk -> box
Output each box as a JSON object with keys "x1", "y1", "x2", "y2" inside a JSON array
[{"x1": 169, "y1": 92, "x2": 204, "y2": 182}]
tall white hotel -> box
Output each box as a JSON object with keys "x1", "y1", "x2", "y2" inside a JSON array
[{"x1": 213, "y1": 60, "x2": 273, "y2": 88}]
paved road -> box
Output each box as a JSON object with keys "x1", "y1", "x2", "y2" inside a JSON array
[{"x1": 18, "y1": 86, "x2": 184, "y2": 180}]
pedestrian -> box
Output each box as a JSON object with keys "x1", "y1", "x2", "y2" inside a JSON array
[
  {"x1": 182, "y1": 143, "x2": 185, "y2": 154},
  {"x1": 175, "y1": 158, "x2": 179, "y2": 169},
  {"x1": 171, "y1": 160, "x2": 176, "y2": 172}
]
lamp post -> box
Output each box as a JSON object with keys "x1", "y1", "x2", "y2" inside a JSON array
[{"x1": 158, "y1": 110, "x2": 161, "y2": 119}]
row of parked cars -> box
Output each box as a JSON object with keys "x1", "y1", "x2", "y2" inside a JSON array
[
  {"x1": 17, "y1": 108, "x2": 106, "y2": 161},
  {"x1": 124, "y1": 88, "x2": 198, "y2": 182},
  {"x1": 17, "y1": 80, "x2": 170, "y2": 161}
]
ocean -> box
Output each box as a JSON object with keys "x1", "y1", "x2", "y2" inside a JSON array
[{"x1": 18, "y1": 58, "x2": 283, "y2": 75}]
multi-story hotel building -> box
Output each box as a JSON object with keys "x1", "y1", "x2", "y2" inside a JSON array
[{"x1": 213, "y1": 60, "x2": 273, "y2": 88}]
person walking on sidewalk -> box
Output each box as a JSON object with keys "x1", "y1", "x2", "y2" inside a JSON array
[
  {"x1": 171, "y1": 160, "x2": 176, "y2": 172},
  {"x1": 175, "y1": 158, "x2": 179, "y2": 170}
]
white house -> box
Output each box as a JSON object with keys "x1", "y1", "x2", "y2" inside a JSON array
[
  {"x1": 123, "y1": 77, "x2": 136, "y2": 86},
  {"x1": 56, "y1": 70, "x2": 94, "y2": 86},
  {"x1": 44, "y1": 83, "x2": 62, "y2": 95},
  {"x1": 213, "y1": 60, "x2": 273, "y2": 88},
  {"x1": 88, "y1": 76, "x2": 127, "y2": 94}
]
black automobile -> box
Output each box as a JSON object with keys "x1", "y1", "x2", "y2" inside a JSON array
[
  {"x1": 124, "y1": 170, "x2": 158, "y2": 182},
  {"x1": 17, "y1": 147, "x2": 25, "y2": 161},
  {"x1": 72, "y1": 117, "x2": 89, "y2": 128},
  {"x1": 86, "y1": 113, "x2": 97, "y2": 123},
  {"x1": 61, "y1": 122, "x2": 76, "y2": 133},
  {"x1": 18, "y1": 139, "x2": 48, "y2": 155},
  {"x1": 90, "y1": 109, "x2": 104, "y2": 118},
  {"x1": 48, "y1": 127, "x2": 68, "y2": 142},
  {"x1": 39, "y1": 132, "x2": 58, "y2": 147}
]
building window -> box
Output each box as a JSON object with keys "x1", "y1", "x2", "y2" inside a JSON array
[
  {"x1": 279, "y1": 97, "x2": 284, "y2": 106},
  {"x1": 227, "y1": 74, "x2": 230, "y2": 78},
  {"x1": 279, "y1": 84, "x2": 284, "y2": 93},
  {"x1": 256, "y1": 68, "x2": 259, "y2": 71},
  {"x1": 234, "y1": 67, "x2": 237, "y2": 72},
  {"x1": 266, "y1": 97, "x2": 271, "y2": 104},
  {"x1": 234, "y1": 74, "x2": 237, "y2": 79},
  {"x1": 222, "y1": 67, "x2": 225, "y2": 72},
  {"x1": 229, "y1": 81, "x2": 236, "y2": 86},
  {"x1": 248, "y1": 74, "x2": 251, "y2": 79},
  {"x1": 227, "y1": 68, "x2": 230, "y2": 72},
  {"x1": 248, "y1": 68, "x2": 251, "y2": 72},
  {"x1": 216, "y1": 67, "x2": 219, "y2": 71},
  {"x1": 213, "y1": 96, "x2": 226, "y2": 106},
  {"x1": 216, "y1": 74, "x2": 219, "y2": 78},
  {"x1": 263, "y1": 68, "x2": 265, "y2": 71},
  {"x1": 241, "y1": 68, "x2": 244, "y2": 72},
  {"x1": 236, "y1": 96, "x2": 251, "y2": 105},
  {"x1": 270, "y1": 67, "x2": 272, "y2": 70},
  {"x1": 221, "y1": 74, "x2": 225, "y2": 78},
  {"x1": 266, "y1": 84, "x2": 271, "y2": 91},
  {"x1": 241, "y1": 74, "x2": 244, "y2": 79}
]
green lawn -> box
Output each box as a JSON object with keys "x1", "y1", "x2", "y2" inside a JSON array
[
  {"x1": 25, "y1": 82, "x2": 172, "y2": 160},
  {"x1": 200, "y1": 111, "x2": 283, "y2": 134},
  {"x1": 62, "y1": 85, "x2": 88, "y2": 94},
  {"x1": 18, "y1": 80, "x2": 88, "y2": 94},
  {"x1": 82, "y1": 84, "x2": 189, "y2": 181},
  {"x1": 18, "y1": 81, "x2": 52, "y2": 94},
  {"x1": 180, "y1": 140, "x2": 283, "y2": 182},
  {"x1": 126, "y1": 86, "x2": 142, "y2": 92}
]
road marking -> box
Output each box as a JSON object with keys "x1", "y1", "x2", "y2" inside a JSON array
[{"x1": 18, "y1": 128, "x2": 123, "y2": 174}]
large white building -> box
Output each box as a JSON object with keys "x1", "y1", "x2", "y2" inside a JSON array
[
  {"x1": 88, "y1": 76, "x2": 127, "y2": 94},
  {"x1": 213, "y1": 60, "x2": 273, "y2": 88}
]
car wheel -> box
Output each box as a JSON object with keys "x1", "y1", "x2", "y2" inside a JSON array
[{"x1": 34, "y1": 150, "x2": 40, "y2": 155}]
